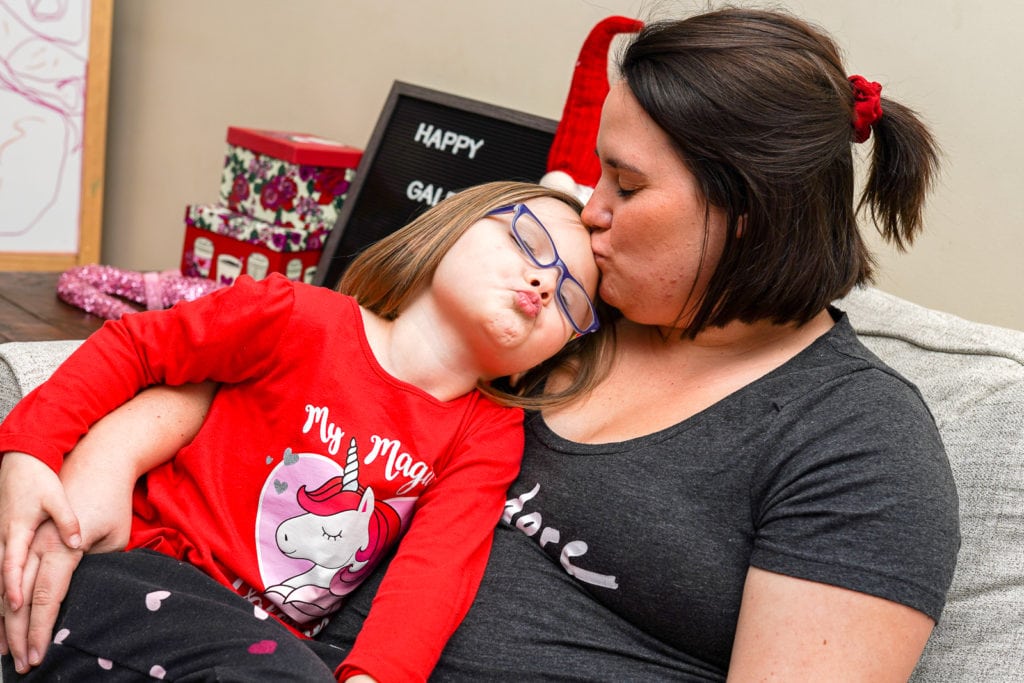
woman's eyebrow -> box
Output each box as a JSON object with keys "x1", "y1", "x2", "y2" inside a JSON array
[{"x1": 602, "y1": 154, "x2": 644, "y2": 177}]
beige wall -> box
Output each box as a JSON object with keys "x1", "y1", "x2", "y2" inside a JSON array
[{"x1": 100, "y1": 0, "x2": 1023, "y2": 330}]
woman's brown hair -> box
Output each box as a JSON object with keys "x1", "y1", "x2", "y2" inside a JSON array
[
  {"x1": 621, "y1": 7, "x2": 940, "y2": 336},
  {"x1": 338, "y1": 180, "x2": 613, "y2": 409}
]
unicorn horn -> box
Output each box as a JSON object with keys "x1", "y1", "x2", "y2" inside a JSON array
[{"x1": 342, "y1": 437, "x2": 359, "y2": 491}]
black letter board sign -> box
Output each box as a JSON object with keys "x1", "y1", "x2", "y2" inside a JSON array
[{"x1": 313, "y1": 81, "x2": 557, "y2": 290}]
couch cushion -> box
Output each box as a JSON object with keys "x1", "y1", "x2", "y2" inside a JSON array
[
  {"x1": 837, "y1": 287, "x2": 1024, "y2": 681},
  {"x1": 0, "y1": 340, "x2": 82, "y2": 421}
]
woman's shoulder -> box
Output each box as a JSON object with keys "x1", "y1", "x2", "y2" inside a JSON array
[{"x1": 766, "y1": 310, "x2": 931, "y2": 411}]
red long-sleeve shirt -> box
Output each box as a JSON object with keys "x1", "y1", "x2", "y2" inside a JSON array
[{"x1": 0, "y1": 274, "x2": 523, "y2": 681}]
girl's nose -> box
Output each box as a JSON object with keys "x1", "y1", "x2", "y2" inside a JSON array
[{"x1": 527, "y1": 266, "x2": 559, "y2": 303}]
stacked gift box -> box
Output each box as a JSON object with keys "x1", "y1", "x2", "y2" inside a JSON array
[{"x1": 181, "y1": 127, "x2": 362, "y2": 285}]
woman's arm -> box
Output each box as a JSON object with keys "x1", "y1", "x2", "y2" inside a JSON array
[
  {"x1": 61, "y1": 382, "x2": 217, "y2": 548},
  {"x1": 0, "y1": 382, "x2": 216, "y2": 673},
  {"x1": 727, "y1": 567, "x2": 934, "y2": 681}
]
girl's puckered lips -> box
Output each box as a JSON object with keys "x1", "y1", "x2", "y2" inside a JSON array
[{"x1": 514, "y1": 290, "x2": 542, "y2": 317}]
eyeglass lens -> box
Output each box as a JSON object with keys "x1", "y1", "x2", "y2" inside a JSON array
[{"x1": 513, "y1": 210, "x2": 596, "y2": 332}]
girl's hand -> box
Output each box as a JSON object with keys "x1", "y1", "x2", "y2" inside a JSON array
[
  {"x1": 0, "y1": 519, "x2": 83, "y2": 673},
  {"x1": 0, "y1": 453, "x2": 81, "y2": 614}
]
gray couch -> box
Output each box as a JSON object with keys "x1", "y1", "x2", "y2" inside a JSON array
[{"x1": 1, "y1": 286, "x2": 1022, "y2": 681}]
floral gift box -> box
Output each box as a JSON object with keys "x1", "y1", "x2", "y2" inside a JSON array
[
  {"x1": 181, "y1": 204, "x2": 325, "y2": 285},
  {"x1": 219, "y1": 126, "x2": 363, "y2": 233}
]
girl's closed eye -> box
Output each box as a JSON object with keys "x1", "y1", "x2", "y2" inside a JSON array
[{"x1": 517, "y1": 234, "x2": 541, "y2": 257}]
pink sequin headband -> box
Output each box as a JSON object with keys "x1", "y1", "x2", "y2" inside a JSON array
[
  {"x1": 849, "y1": 75, "x2": 883, "y2": 143},
  {"x1": 57, "y1": 265, "x2": 223, "y2": 320}
]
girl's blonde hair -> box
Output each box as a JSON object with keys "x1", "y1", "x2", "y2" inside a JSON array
[{"x1": 338, "y1": 180, "x2": 613, "y2": 410}]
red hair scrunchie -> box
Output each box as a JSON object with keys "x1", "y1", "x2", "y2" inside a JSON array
[{"x1": 848, "y1": 75, "x2": 883, "y2": 143}]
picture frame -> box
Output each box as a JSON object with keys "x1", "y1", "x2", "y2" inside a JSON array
[
  {"x1": 0, "y1": 0, "x2": 113, "y2": 270},
  {"x1": 313, "y1": 81, "x2": 557, "y2": 290}
]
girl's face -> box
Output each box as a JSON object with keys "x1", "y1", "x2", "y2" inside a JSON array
[
  {"x1": 431, "y1": 196, "x2": 597, "y2": 378},
  {"x1": 583, "y1": 81, "x2": 730, "y2": 330}
]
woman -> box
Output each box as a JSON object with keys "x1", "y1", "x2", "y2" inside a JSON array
[
  {"x1": 2, "y1": 8, "x2": 958, "y2": 681},
  {"x1": 330, "y1": 8, "x2": 959, "y2": 680}
]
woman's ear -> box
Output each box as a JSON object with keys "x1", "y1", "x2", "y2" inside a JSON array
[{"x1": 735, "y1": 214, "x2": 747, "y2": 239}]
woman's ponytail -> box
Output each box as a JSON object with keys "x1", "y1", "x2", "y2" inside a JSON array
[{"x1": 858, "y1": 97, "x2": 941, "y2": 251}]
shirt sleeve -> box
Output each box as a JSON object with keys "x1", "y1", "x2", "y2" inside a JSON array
[
  {"x1": 0, "y1": 274, "x2": 296, "y2": 472},
  {"x1": 749, "y1": 366, "x2": 960, "y2": 622},
  {"x1": 335, "y1": 400, "x2": 524, "y2": 683}
]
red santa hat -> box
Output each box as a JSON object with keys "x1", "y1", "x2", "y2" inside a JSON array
[{"x1": 541, "y1": 15, "x2": 644, "y2": 203}]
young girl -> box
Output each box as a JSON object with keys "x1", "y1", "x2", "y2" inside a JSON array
[{"x1": 0, "y1": 181, "x2": 605, "y2": 681}]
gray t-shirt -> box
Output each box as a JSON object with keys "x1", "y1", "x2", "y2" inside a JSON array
[{"x1": 323, "y1": 312, "x2": 960, "y2": 681}]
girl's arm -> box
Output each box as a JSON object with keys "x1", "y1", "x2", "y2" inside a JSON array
[
  {"x1": 0, "y1": 275, "x2": 295, "y2": 614},
  {"x1": 1, "y1": 275, "x2": 293, "y2": 672},
  {"x1": 0, "y1": 383, "x2": 216, "y2": 672},
  {"x1": 336, "y1": 402, "x2": 524, "y2": 682}
]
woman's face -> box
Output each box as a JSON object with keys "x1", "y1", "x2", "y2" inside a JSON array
[{"x1": 583, "y1": 81, "x2": 729, "y2": 330}]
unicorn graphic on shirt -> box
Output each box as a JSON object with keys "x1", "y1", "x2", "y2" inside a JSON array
[{"x1": 263, "y1": 437, "x2": 401, "y2": 619}]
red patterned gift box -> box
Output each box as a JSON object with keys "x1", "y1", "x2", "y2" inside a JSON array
[
  {"x1": 220, "y1": 127, "x2": 363, "y2": 233},
  {"x1": 181, "y1": 204, "x2": 324, "y2": 285}
]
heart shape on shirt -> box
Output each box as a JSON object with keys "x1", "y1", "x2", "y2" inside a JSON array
[
  {"x1": 248, "y1": 639, "x2": 278, "y2": 655},
  {"x1": 145, "y1": 590, "x2": 171, "y2": 611}
]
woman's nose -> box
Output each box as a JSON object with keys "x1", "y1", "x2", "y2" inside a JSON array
[{"x1": 581, "y1": 190, "x2": 610, "y2": 232}]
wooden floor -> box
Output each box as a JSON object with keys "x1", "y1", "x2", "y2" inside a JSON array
[{"x1": 0, "y1": 271, "x2": 106, "y2": 342}]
